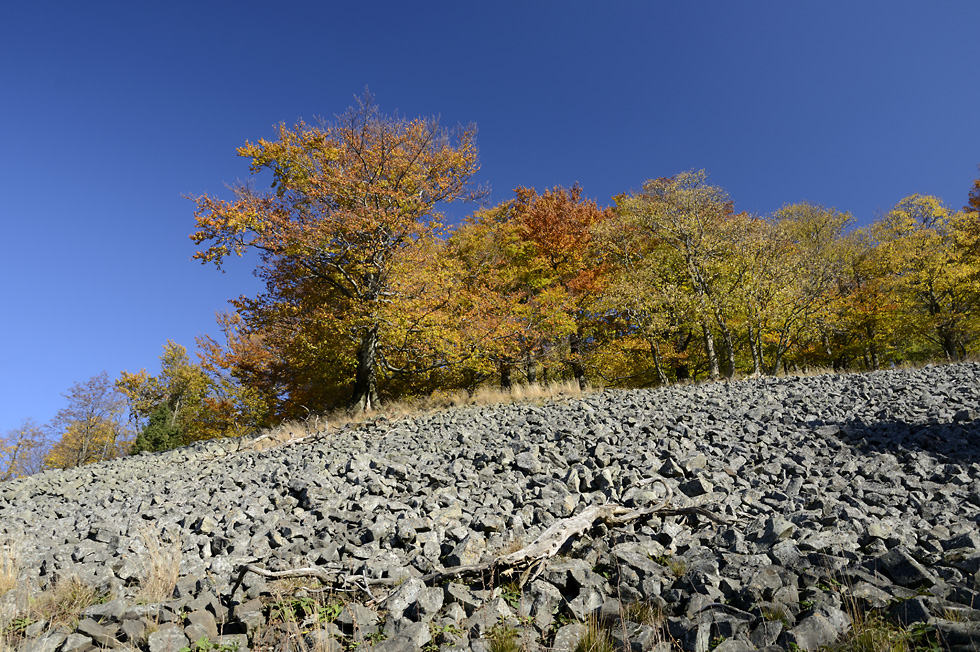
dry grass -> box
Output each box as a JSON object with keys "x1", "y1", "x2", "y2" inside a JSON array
[
  {"x1": 574, "y1": 613, "x2": 615, "y2": 652},
  {"x1": 263, "y1": 579, "x2": 345, "y2": 652},
  {"x1": 31, "y1": 575, "x2": 107, "y2": 626},
  {"x1": 136, "y1": 524, "x2": 181, "y2": 603},
  {"x1": 827, "y1": 610, "x2": 941, "y2": 652},
  {"x1": 0, "y1": 538, "x2": 18, "y2": 595},
  {"x1": 251, "y1": 380, "x2": 589, "y2": 449}
]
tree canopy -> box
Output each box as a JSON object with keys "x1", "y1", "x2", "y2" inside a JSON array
[{"x1": 5, "y1": 99, "x2": 980, "y2": 479}]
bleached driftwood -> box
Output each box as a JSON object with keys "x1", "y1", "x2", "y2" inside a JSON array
[{"x1": 231, "y1": 479, "x2": 728, "y2": 600}]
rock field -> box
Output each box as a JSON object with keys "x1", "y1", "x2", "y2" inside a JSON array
[{"x1": 2, "y1": 363, "x2": 980, "y2": 651}]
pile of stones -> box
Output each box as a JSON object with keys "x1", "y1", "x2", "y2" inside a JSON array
[{"x1": 2, "y1": 363, "x2": 980, "y2": 651}]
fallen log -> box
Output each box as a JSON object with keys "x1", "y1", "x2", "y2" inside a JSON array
[{"x1": 231, "y1": 478, "x2": 728, "y2": 604}]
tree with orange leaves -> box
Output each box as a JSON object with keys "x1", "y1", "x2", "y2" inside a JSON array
[
  {"x1": 191, "y1": 94, "x2": 483, "y2": 412},
  {"x1": 510, "y1": 184, "x2": 612, "y2": 389},
  {"x1": 966, "y1": 165, "x2": 980, "y2": 213},
  {"x1": 448, "y1": 185, "x2": 611, "y2": 390}
]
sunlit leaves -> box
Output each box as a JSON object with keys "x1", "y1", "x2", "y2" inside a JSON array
[
  {"x1": 44, "y1": 372, "x2": 132, "y2": 470},
  {"x1": 192, "y1": 93, "x2": 483, "y2": 412}
]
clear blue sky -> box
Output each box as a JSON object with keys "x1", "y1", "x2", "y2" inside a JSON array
[{"x1": 3, "y1": 1, "x2": 979, "y2": 437}]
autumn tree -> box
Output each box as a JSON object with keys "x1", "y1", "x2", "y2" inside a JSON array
[
  {"x1": 831, "y1": 229, "x2": 902, "y2": 370},
  {"x1": 873, "y1": 194, "x2": 977, "y2": 361},
  {"x1": 591, "y1": 212, "x2": 694, "y2": 385},
  {"x1": 614, "y1": 171, "x2": 743, "y2": 380},
  {"x1": 447, "y1": 186, "x2": 611, "y2": 390},
  {"x1": 966, "y1": 165, "x2": 980, "y2": 213},
  {"x1": 192, "y1": 94, "x2": 482, "y2": 412},
  {"x1": 755, "y1": 203, "x2": 852, "y2": 372},
  {"x1": 445, "y1": 202, "x2": 535, "y2": 390},
  {"x1": 196, "y1": 311, "x2": 280, "y2": 432},
  {"x1": 117, "y1": 340, "x2": 218, "y2": 450},
  {"x1": 0, "y1": 419, "x2": 47, "y2": 481},
  {"x1": 45, "y1": 372, "x2": 132, "y2": 470},
  {"x1": 509, "y1": 185, "x2": 612, "y2": 388}
]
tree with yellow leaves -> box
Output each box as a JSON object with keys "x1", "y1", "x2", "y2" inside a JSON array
[
  {"x1": 44, "y1": 372, "x2": 133, "y2": 470},
  {"x1": 0, "y1": 419, "x2": 47, "y2": 481},
  {"x1": 191, "y1": 93, "x2": 483, "y2": 412},
  {"x1": 872, "y1": 194, "x2": 976, "y2": 361},
  {"x1": 117, "y1": 341, "x2": 222, "y2": 451}
]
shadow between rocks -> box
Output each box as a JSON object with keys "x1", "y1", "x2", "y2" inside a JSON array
[{"x1": 832, "y1": 415, "x2": 980, "y2": 469}]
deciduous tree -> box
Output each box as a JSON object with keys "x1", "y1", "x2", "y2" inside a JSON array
[
  {"x1": 191, "y1": 93, "x2": 483, "y2": 412},
  {"x1": 0, "y1": 419, "x2": 47, "y2": 481},
  {"x1": 614, "y1": 171, "x2": 741, "y2": 380},
  {"x1": 45, "y1": 372, "x2": 132, "y2": 470},
  {"x1": 872, "y1": 194, "x2": 975, "y2": 361},
  {"x1": 117, "y1": 341, "x2": 217, "y2": 449}
]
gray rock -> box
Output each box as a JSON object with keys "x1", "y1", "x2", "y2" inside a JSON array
[
  {"x1": 780, "y1": 605, "x2": 849, "y2": 651},
  {"x1": 4, "y1": 363, "x2": 980, "y2": 652},
  {"x1": 74, "y1": 618, "x2": 121, "y2": 648},
  {"x1": 551, "y1": 623, "x2": 587, "y2": 652},
  {"x1": 874, "y1": 547, "x2": 939, "y2": 588},
  {"x1": 445, "y1": 531, "x2": 486, "y2": 567},
  {"x1": 58, "y1": 633, "x2": 94, "y2": 652},
  {"x1": 147, "y1": 624, "x2": 189, "y2": 652}
]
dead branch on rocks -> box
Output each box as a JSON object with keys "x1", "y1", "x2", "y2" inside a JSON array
[{"x1": 232, "y1": 478, "x2": 730, "y2": 605}]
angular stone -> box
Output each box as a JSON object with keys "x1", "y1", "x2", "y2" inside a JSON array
[
  {"x1": 75, "y1": 618, "x2": 122, "y2": 648},
  {"x1": 80, "y1": 598, "x2": 130, "y2": 623},
  {"x1": 16, "y1": 630, "x2": 67, "y2": 652},
  {"x1": 336, "y1": 602, "x2": 379, "y2": 632},
  {"x1": 874, "y1": 547, "x2": 938, "y2": 588},
  {"x1": 551, "y1": 623, "x2": 587, "y2": 652},
  {"x1": 750, "y1": 620, "x2": 783, "y2": 647},
  {"x1": 386, "y1": 578, "x2": 442, "y2": 622},
  {"x1": 780, "y1": 605, "x2": 849, "y2": 651},
  {"x1": 527, "y1": 579, "x2": 562, "y2": 629},
  {"x1": 465, "y1": 597, "x2": 515, "y2": 638},
  {"x1": 678, "y1": 477, "x2": 714, "y2": 497},
  {"x1": 514, "y1": 452, "x2": 542, "y2": 474},
  {"x1": 445, "y1": 531, "x2": 486, "y2": 567},
  {"x1": 184, "y1": 610, "x2": 218, "y2": 641},
  {"x1": 59, "y1": 633, "x2": 94, "y2": 652},
  {"x1": 443, "y1": 582, "x2": 486, "y2": 616},
  {"x1": 847, "y1": 581, "x2": 893, "y2": 610},
  {"x1": 384, "y1": 620, "x2": 431, "y2": 649},
  {"x1": 234, "y1": 597, "x2": 266, "y2": 631},
  {"x1": 147, "y1": 624, "x2": 189, "y2": 652},
  {"x1": 889, "y1": 597, "x2": 931, "y2": 626},
  {"x1": 120, "y1": 618, "x2": 148, "y2": 645}
]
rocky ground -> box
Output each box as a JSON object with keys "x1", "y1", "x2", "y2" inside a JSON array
[{"x1": 2, "y1": 363, "x2": 980, "y2": 652}]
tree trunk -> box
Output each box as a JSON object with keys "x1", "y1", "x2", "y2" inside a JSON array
[
  {"x1": 525, "y1": 353, "x2": 537, "y2": 385},
  {"x1": 938, "y1": 326, "x2": 960, "y2": 362},
  {"x1": 674, "y1": 329, "x2": 692, "y2": 381},
  {"x1": 865, "y1": 326, "x2": 879, "y2": 370},
  {"x1": 500, "y1": 360, "x2": 513, "y2": 390},
  {"x1": 748, "y1": 323, "x2": 762, "y2": 376},
  {"x1": 649, "y1": 339, "x2": 669, "y2": 387},
  {"x1": 702, "y1": 321, "x2": 720, "y2": 381},
  {"x1": 721, "y1": 324, "x2": 735, "y2": 380},
  {"x1": 569, "y1": 330, "x2": 586, "y2": 391},
  {"x1": 351, "y1": 325, "x2": 380, "y2": 412}
]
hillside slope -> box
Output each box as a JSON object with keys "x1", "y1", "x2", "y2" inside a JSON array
[{"x1": 2, "y1": 364, "x2": 980, "y2": 651}]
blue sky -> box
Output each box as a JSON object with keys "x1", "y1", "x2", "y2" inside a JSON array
[{"x1": 3, "y1": 1, "x2": 979, "y2": 436}]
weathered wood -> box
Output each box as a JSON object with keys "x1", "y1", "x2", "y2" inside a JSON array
[{"x1": 232, "y1": 479, "x2": 728, "y2": 598}]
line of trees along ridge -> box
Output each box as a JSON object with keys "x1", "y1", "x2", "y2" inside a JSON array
[{"x1": 4, "y1": 96, "x2": 979, "y2": 471}]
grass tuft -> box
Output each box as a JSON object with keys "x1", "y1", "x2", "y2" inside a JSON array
[
  {"x1": 136, "y1": 524, "x2": 181, "y2": 603},
  {"x1": 248, "y1": 380, "x2": 589, "y2": 451},
  {"x1": 574, "y1": 613, "x2": 615, "y2": 652},
  {"x1": 0, "y1": 539, "x2": 18, "y2": 595},
  {"x1": 486, "y1": 624, "x2": 522, "y2": 652},
  {"x1": 31, "y1": 576, "x2": 107, "y2": 626}
]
